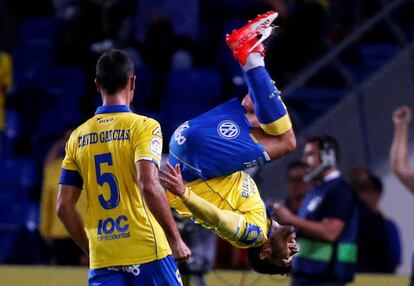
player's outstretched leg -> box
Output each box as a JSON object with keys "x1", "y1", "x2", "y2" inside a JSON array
[{"x1": 226, "y1": 11, "x2": 291, "y2": 136}]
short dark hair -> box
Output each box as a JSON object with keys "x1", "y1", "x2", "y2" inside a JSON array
[
  {"x1": 361, "y1": 174, "x2": 383, "y2": 193},
  {"x1": 369, "y1": 175, "x2": 383, "y2": 192},
  {"x1": 287, "y1": 160, "x2": 308, "y2": 172},
  {"x1": 247, "y1": 247, "x2": 291, "y2": 275},
  {"x1": 305, "y1": 135, "x2": 340, "y2": 163},
  {"x1": 95, "y1": 49, "x2": 134, "y2": 95}
]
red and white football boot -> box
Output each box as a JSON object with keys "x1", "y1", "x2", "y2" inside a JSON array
[{"x1": 226, "y1": 11, "x2": 278, "y2": 66}]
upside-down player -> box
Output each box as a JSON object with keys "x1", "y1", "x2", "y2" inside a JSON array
[{"x1": 160, "y1": 11, "x2": 299, "y2": 274}]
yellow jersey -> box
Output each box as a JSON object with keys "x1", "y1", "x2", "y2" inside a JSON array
[
  {"x1": 168, "y1": 171, "x2": 269, "y2": 248},
  {"x1": 61, "y1": 105, "x2": 171, "y2": 269},
  {"x1": 0, "y1": 51, "x2": 12, "y2": 131}
]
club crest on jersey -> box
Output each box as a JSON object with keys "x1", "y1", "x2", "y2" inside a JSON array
[{"x1": 217, "y1": 120, "x2": 240, "y2": 139}]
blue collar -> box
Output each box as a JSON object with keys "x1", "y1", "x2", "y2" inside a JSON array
[{"x1": 95, "y1": 105, "x2": 132, "y2": 115}]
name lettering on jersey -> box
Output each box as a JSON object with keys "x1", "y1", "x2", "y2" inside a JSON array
[
  {"x1": 77, "y1": 129, "x2": 131, "y2": 148},
  {"x1": 97, "y1": 215, "x2": 131, "y2": 241},
  {"x1": 78, "y1": 133, "x2": 99, "y2": 147},
  {"x1": 99, "y1": 129, "x2": 131, "y2": 143},
  {"x1": 174, "y1": 121, "x2": 190, "y2": 145},
  {"x1": 241, "y1": 174, "x2": 256, "y2": 198}
]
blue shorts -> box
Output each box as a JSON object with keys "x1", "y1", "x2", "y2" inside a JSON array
[{"x1": 89, "y1": 255, "x2": 182, "y2": 286}]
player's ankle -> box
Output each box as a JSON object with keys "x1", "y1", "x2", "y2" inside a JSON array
[{"x1": 243, "y1": 53, "x2": 265, "y2": 71}]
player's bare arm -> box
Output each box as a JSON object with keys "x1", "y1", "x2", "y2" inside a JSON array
[
  {"x1": 274, "y1": 202, "x2": 345, "y2": 242},
  {"x1": 137, "y1": 160, "x2": 191, "y2": 262},
  {"x1": 242, "y1": 93, "x2": 296, "y2": 160},
  {"x1": 57, "y1": 184, "x2": 89, "y2": 254},
  {"x1": 251, "y1": 128, "x2": 296, "y2": 160},
  {"x1": 390, "y1": 105, "x2": 414, "y2": 192}
]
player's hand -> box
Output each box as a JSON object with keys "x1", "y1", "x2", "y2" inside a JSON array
[
  {"x1": 160, "y1": 163, "x2": 186, "y2": 196},
  {"x1": 393, "y1": 105, "x2": 412, "y2": 125},
  {"x1": 170, "y1": 238, "x2": 192, "y2": 263}
]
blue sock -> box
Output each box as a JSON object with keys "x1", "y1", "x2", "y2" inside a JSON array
[{"x1": 244, "y1": 67, "x2": 291, "y2": 135}]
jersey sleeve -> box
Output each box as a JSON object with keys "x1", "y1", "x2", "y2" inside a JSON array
[
  {"x1": 132, "y1": 117, "x2": 163, "y2": 167},
  {"x1": 61, "y1": 131, "x2": 79, "y2": 171},
  {"x1": 60, "y1": 131, "x2": 83, "y2": 188}
]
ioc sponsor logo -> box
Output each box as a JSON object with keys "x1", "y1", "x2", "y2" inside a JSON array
[{"x1": 98, "y1": 215, "x2": 129, "y2": 236}]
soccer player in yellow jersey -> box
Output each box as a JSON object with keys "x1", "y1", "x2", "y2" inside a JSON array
[
  {"x1": 57, "y1": 49, "x2": 190, "y2": 285},
  {"x1": 161, "y1": 11, "x2": 299, "y2": 274}
]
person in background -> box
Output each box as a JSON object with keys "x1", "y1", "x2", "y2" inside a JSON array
[
  {"x1": 39, "y1": 129, "x2": 88, "y2": 265},
  {"x1": 0, "y1": 49, "x2": 12, "y2": 149},
  {"x1": 348, "y1": 168, "x2": 401, "y2": 273},
  {"x1": 390, "y1": 105, "x2": 414, "y2": 285},
  {"x1": 284, "y1": 161, "x2": 310, "y2": 215},
  {"x1": 274, "y1": 135, "x2": 358, "y2": 286}
]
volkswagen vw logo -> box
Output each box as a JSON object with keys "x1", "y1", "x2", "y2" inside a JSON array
[{"x1": 217, "y1": 120, "x2": 240, "y2": 139}]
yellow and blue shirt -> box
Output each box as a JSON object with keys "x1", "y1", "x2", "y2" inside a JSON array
[{"x1": 60, "y1": 105, "x2": 171, "y2": 269}]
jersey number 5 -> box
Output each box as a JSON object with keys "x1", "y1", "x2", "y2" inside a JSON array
[{"x1": 94, "y1": 153, "x2": 120, "y2": 210}]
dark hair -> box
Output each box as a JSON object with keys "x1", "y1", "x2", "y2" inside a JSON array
[
  {"x1": 305, "y1": 135, "x2": 340, "y2": 163},
  {"x1": 287, "y1": 160, "x2": 308, "y2": 172},
  {"x1": 95, "y1": 49, "x2": 134, "y2": 95},
  {"x1": 369, "y1": 175, "x2": 383, "y2": 192},
  {"x1": 247, "y1": 247, "x2": 291, "y2": 275},
  {"x1": 361, "y1": 174, "x2": 383, "y2": 193}
]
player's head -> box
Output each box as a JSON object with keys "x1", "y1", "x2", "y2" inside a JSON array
[
  {"x1": 247, "y1": 224, "x2": 295, "y2": 274},
  {"x1": 95, "y1": 49, "x2": 135, "y2": 100},
  {"x1": 247, "y1": 246, "x2": 291, "y2": 274}
]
